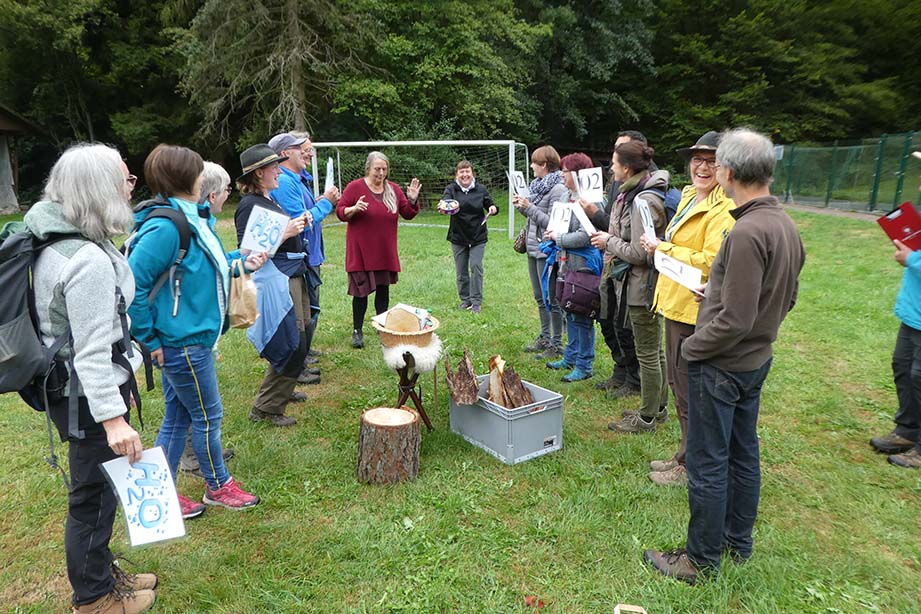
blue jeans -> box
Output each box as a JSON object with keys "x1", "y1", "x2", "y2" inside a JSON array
[
  {"x1": 157, "y1": 345, "x2": 230, "y2": 491},
  {"x1": 562, "y1": 312, "x2": 595, "y2": 372},
  {"x1": 686, "y1": 358, "x2": 772, "y2": 569},
  {"x1": 892, "y1": 323, "x2": 921, "y2": 444}
]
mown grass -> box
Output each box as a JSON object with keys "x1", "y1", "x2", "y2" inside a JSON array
[{"x1": 1, "y1": 207, "x2": 919, "y2": 612}]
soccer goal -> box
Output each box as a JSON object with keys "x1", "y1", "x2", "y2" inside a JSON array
[{"x1": 310, "y1": 140, "x2": 530, "y2": 239}]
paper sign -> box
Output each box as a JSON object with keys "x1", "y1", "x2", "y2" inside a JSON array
[
  {"x1": 575, "y1": 167, "x2": 605, "y2": 203},
  {"x1": 636, "y1": 197, "x2": 656, "y2": 240},
  {"x1": 654, "y1": 251, "x2": 703, "y2": 292},
  {"x1": 548, "y1": 201, "x2": 572, "y2": 236},
  {"x1": 324, "y1": 157, "x2": 334, "y2": 193},
  {"x1": 569, "y1": 200, "x2": 599, "y2": 236},
  {"x1": 505, "y1": 170, "x2": 530, "y2": 198},
  {"x1": 101, "y1": 447, "x2": 185, "y2": 547},
  {"x1": 240, "y1": 205, "x2": 290, "y2": 256}
]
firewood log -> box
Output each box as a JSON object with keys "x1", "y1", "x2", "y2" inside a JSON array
[{"x1": 444, "y1": 346, "x2": 479, "y2": 405}]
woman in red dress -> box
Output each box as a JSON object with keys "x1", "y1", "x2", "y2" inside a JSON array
[{"x1": 336, "y1": 151, "x2": 421, "y2": 348}]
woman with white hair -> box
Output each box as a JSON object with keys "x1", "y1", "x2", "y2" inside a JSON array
[
  {"x1": 24, "y1": 143, "x2": 156, "y2": 613},
  {"x1": 335, "y1": 151, "x2": 421, "y2": 348}
]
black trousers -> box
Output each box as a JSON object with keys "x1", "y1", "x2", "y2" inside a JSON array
[{"x1": 48, "y1": 384, "x2": 129, "y2": 605}]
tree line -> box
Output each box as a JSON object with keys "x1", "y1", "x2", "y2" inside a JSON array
[{"x1": 1, "y1": 0, "x2": 918, "y2": 200}]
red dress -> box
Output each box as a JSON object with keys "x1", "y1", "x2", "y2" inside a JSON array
[{"x1": 336, "y1": 178, "x2": 420, "y2": 297}]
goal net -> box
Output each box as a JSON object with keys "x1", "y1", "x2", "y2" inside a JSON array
[{"x1": 310, "y1": 140, "x2": 530, "y2": 238}]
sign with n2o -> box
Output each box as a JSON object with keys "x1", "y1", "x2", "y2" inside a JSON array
[
  {"x1": 240, "y1": 205, "x2": 290, "y2": 257},
  {"x1": 505, "y1": 170, "x2": 530, "y2": 198},
  {"x1": 101, "y1": 447, "x2": 185, "y2": 546},
  {"x1": 575, "y1": 167, "x2": 604, "y2": 203}
]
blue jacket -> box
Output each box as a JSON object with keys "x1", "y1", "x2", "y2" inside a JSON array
[
  {"x1": 895, "y1": 249, "x2": 921, "y2": 330},
  {"x1": 127, "y1": 198, "x2": 241, "y2": 351},
  {"x1": 270, "y1": 166, "x2": 333, "y2": 267}
]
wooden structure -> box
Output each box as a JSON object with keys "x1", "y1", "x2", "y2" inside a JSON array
[
  {"x1": 0, "y1": 105, "x2": 42, "y2": 214},
  {"x1": 357, "y1": 406, "x2": 421, "y2": 484}
]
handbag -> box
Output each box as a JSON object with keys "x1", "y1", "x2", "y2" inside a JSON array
[
  {"x1": 555, "y1": 269, "x2": 602, "y2": 319},
  {"x1": 229, "y1": 259, "x2": 257, "y2": 329},
  {"x1": 513, "y1": 226, "x2": 527, "y2": 254}
]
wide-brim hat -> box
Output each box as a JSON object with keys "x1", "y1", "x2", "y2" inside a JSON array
[
  {"x1": 676, "y1": 131, "x2": 722, "y2": 159},
  {"x1": 236, "y1": 144, "x2": 288, "y2": 182}
]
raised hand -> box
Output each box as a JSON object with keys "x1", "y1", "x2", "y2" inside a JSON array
[
  {"x1": 407, "y1": 178, "x2": 421, "y2": 201},
  {"x1": 323, "y1": 185, "x2": 341, "y2": 205},
  {"x1": 590, "y1": 231, "x2": 610, "y2": 250}
]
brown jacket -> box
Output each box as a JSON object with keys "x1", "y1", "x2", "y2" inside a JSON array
[{"x1": 681, "y1": 195, "x2": 805, "y2": 371}]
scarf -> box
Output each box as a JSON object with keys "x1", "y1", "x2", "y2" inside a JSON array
[{"x1": 529, "y1": 171, "x2": 562, "y2": 206}]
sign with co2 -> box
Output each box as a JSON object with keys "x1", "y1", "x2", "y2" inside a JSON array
[
  {"x1": 102, "y1": 447, "x2": 185, "y2": 546},
  {"x1": 240, "y1": 204, "x2": 290, "y2": 256},
  {"x1": 575, "y1": 167, "x2": 605, "y2": 203}
]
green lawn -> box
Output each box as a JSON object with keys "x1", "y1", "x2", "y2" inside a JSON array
[{"x1": 1, "y1": 207, "x2": 918, "y2": 613}]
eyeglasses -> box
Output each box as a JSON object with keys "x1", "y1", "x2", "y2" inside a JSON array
[
  {"x1": 225, "y1": 186, "x2": 233, "y2": 194},
  {"x1": 690, "y1": 156, "x2": 717, "y2": 168},
  {"x1": 126, "y1": 174, "x2": 137, "y2": 188}
]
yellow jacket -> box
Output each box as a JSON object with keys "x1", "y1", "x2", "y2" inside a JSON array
[{"x1": 652, "y1": 184, "x2": 736, "y2": 325}]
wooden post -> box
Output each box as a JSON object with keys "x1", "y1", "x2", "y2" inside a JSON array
[{"x1": 357, "y1": 407, "x2": 421, "y2": 484}]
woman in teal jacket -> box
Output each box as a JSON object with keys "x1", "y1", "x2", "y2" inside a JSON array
[{"x1": 127, "y1": 144, "x2": 267, "y2": 517}]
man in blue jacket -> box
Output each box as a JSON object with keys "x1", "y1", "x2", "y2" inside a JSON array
[
  {"x1": 268, "y1": 132, "x2": 340, "y2": 390},
  {"x1": 870, "y1": 235, "x2": 921, "y2": 467}
]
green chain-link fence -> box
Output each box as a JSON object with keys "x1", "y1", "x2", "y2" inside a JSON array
[{"x1": 772, "y1": 131, "x2": 921, "y2": 212}]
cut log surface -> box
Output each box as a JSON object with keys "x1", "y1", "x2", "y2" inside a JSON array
[{"x1": 357, "y1": 407, "x2": 421, "y2": 484}]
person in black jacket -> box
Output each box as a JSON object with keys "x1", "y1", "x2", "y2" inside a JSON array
[{"x1": 442, "y1": 160, "x2": 497, "y2": 313}]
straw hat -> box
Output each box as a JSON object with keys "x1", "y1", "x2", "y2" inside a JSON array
[{"x1": 372, "y1": 309, "x2": 440, "y2": 349}]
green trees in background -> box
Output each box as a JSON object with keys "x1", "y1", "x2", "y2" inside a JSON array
[{"x1": 1, "y1": 0, "x2": 919, "y2": 192}]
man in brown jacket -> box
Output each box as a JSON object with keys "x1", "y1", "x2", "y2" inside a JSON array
[{"x1": 644, "y1": 128, "x2": 806, "y2": 583}]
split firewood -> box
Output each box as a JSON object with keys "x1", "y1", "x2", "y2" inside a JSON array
[
  {"x1": 445, "y1": 346, "x2": 478, "y2": 405},
  {"x1": 487, "y1": 354, "x2": 534, "y2": 409}
]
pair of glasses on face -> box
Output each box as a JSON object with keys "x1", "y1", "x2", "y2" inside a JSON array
[{"x1": 690, "y1": 156, "x2": 717, "y2": 168}]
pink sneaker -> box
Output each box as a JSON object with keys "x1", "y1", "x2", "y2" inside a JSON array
[
  {"x1": 178, "y1": 493, "x2": 205, "y2": 519},
  {"x1": 203, "y1": 477, "x2": 260, "y2": 510}
]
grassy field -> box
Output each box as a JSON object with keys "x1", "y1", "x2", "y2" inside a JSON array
[{"x1": 1, "y1": 206, "x2": 919, "y2": 613}]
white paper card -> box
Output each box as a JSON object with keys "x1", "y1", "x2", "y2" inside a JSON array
[
  {"x1": 324, "y1": 157, "x2": 334, "y2": 193},
  {"x1": 548, "y1": 201, "x2": 572, "y2": 236},
  {"x1": 239, "y1": 205, "x2": 290, "y2": 256},
  {"x1": 505, "y1": 170, "x2": 530, "y2": 198},
  {"x1": 101, "y1": 447, "x2": 185, "y2": 547},
  {"x1": 576, "y1": 167, "x2": 605, "y2": 203},
  {"x1": 636, "y1": 197, "x2": 656, "y2": 240},
  {"x1": 569, "y1": 200, "x2": 599, "y2": 236},
  {"x1": 654, "y1": 251, "x2": 703, "y2": 292}
]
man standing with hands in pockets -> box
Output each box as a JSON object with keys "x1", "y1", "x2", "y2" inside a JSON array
[{"x1": 644, "y1": 128, "x2": 806, "y2": 583}]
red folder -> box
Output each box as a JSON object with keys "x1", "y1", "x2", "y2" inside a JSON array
[{"x1": 877, "y1": 202, "x2": 921, "y2": 251}]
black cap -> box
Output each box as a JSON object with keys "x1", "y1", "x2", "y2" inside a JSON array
[{"x1": 676, "y1": 131, "x2": 721, "y2": 159}]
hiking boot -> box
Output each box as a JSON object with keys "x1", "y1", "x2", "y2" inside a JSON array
[
  {"x1": 723, "y1": 545, "x2": 751, "y2": 565},
  {"x1": 649, "y1": 464, "x2": 688, "y2": 486},
  {"x1": 644, "y1": 548, "x2": 699, "y2": 584},
  {"x1": 870, "y1": 431, "x2": 916, "y2": 454},
  {"x1": 111, "y1": 564, "x2": 157, "y2": 592},
  {"x1": 352, "y1": 329, "x2": 364, "y2": 349},
  {"x1": 304, "y1": 354, "x2": 320, "y2": 365},
  {"x1": 524, "y1": 337, "x2": 551, "y2": 353},
  {"x1": 297, "y1": 372, "x2": 320, "y2": 385},
  {"x1": 610, "y1": 382, "x2": 641, "y2": 399},
  {"x1": 249, "y1": 408, "x2": 296, "y2": 427},
  {"x1": 73, "y1": 588, "x2": 156, "y2": 614},
  {"x1": 203, "y1": 477, "x2": 260, "y2": 510},
  {"x1": 535, "y1": 345, "x2": 563, "y2": 360},
  {"x1": 307, "y1": 348, "x2": 323, "y2": 357},
  {"x1": 301, "y1": 366, "x2": 321, "y2": 376},
  {"x1": 608, "y1": 413, "x2": 656, "y2": 434},
  {"x1": 178, "y1": 493, "x2": 205, "y2": 519},
  {"x1": 458, "y1": 301, "x2": 472, "y2": 310},
  {"x1": 595, "y1": 373, "x2": 624, "y2": 391},
  {"x1": 471, "y1": 304, "x2": 481, "y2": 314},
  {"x1": 562, "y1": 368, "x2": 592, "y2": 382},
  {"x1": 290, "y1": 391, "x2": 308, "y2": 403},
  {"x1": 546, "y1": 358, "x2": 572, "y2": 370},
  {"x1": 650, "y1": 458, "x2": 678, "y2": 472},
  {"x1": 623, "y1": 406, "x2": 668, "y2": 423},
  {"x1": 888, "y1": 447, "x2": 921, "y2": 469}
]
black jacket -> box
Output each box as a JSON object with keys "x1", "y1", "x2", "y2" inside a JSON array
[{"x1": 443, "y1": 181, "x2": 496, "y2": 246}]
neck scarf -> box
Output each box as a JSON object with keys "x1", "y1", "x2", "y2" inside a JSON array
[{"x1": 529, "y1": 171, "x2": 562, "y2": 205}]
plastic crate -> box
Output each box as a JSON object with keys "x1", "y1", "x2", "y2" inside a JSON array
[{"x1": 449, "y1": 375, "x2": 563, "y2": 465}]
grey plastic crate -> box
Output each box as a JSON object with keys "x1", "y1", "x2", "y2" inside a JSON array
[{"x1": 449, "y1": 375, "x2": 563, "y2": 465}]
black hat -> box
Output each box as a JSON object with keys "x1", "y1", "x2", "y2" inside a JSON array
[
  {"x1": 676, "y1": 131, "x2": 721, "y2": 159},
  {"x1": 237, "y1": 144, "x2": 288, "y2": 182}
]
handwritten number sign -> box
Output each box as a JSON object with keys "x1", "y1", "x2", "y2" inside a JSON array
[
  {"x1": 506, "y1": 170, "x2": 530, "y2": 198},
  {"x1": 576, "y1": 167, "x2": 604, "y2": 203},
  {"x1": 101, "y1": 447, "x2": 185, "y2": 546},
  {"x1": 240, "y1": 205, "x2": 290, "y2": 257}
]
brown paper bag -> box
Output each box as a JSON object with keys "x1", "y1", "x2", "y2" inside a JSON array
[{"x1": 228, "y1": 259, "x2": 257, "y2": 329}]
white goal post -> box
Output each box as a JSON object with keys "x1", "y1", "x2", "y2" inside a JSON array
[{"x1": 310, "y1": 140, "x2": 530, "y2": 239}]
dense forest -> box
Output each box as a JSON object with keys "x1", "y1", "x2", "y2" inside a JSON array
[{"x1": 1, "y1": 0, "x2": 919, "y2": 199}]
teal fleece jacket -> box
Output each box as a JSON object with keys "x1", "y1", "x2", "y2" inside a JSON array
[{"x1": 127, "y1": 198, "x2": 241, "y2": 351}]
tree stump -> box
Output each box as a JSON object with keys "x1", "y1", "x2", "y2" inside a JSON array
[{"x1": 357, "y1": 406, "x2": 421, "y2": 484}]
